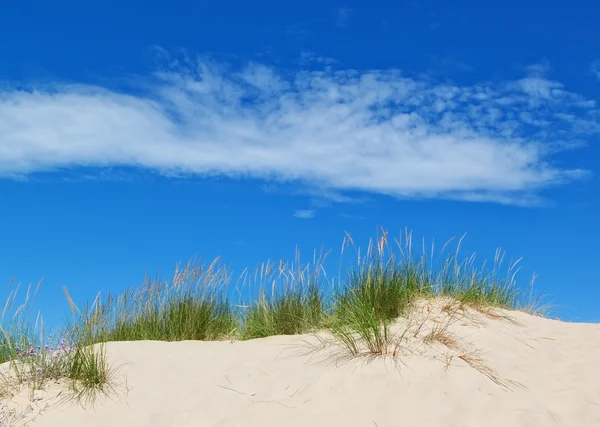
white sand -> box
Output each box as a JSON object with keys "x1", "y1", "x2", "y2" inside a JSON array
[{"x1": 3, "y1": 301, "x2": 600, "y2": 426}]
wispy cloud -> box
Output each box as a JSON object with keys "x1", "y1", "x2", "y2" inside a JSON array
[
  {"x1": 336, "y1": 8, "x2": 354, "y2": 28},
  {"x1": 299, "y1": 51, "x2": 340, "y2": 67},
  {"x1": 592, "y1": 60, "x2": 600, "y2": 81},
  {"x1": 524, "y1": 60, "x2": 552, "y2": 77},
  {"x1": 1, "y1": 56, "x2": 598, "y2": 205},
  {"x1": 293, "y1": 209, "x2": 316, "y2": 219}
]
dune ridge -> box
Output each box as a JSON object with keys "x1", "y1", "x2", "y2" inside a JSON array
[{"x1": 3, "y1": 299, "x2": 599, "y2": 427}]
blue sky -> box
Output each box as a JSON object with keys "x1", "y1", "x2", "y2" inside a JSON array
[{"x1": 1, "y1": 0, "x2": 599, "y2": 328}]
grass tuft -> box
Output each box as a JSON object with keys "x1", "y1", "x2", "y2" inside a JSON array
[
  {"x1": 71, "y1": 259, "x2": 238, "y2": 344},
  {"x1": 241, "y1": 282, "x2": 324, "y2": 339}
]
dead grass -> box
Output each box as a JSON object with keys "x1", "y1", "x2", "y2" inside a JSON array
[
  {"x1": 457, "y1": 349, "x2": 524, "y2": 391},
  {"x1": 302, "y1": 293, "x2": 524, "y2": 393},
  {"x1": 423, "y1": 326, "x2": 460, "y2": 349}
]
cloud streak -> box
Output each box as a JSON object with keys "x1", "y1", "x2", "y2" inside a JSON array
[
  {"x1": 336, "y1": 8, "x2": 353, "y2": 28},
  {"x1": 0, "y1": 57, "x2": 598, "y2": 205},
  {"x1": 592, "y1": 60, "x2": 600, "y2": 81},
  {"x1": 293, "y1": 209, "x2": 316, "y2": 219}
]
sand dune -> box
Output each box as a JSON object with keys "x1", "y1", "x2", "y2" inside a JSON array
[{"x1": 3, "y1": 301, "x2": 600, "y2": 427}]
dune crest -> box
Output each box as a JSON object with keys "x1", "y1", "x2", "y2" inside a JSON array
[{"x1": 2, "y1": 299, "x2": 599, "y2": 427}]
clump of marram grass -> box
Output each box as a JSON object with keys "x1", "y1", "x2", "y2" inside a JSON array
[
  {"x1": 322, "y1": 229, "x2": 539, "y2": 358},
  {"x1": 72, "y1": 258, "x2": 238, "y2": 344},
  {"x1": 325, "y1": 233, "x2": 416, "y2": 356},
  {"x1": 0, "y1": 333, "x2": 115, "y2": 414},
  {"x1": 0, "y1": 282, "x2": 115, "y2": 423},
  {"x1": 434, "y1": 234, "x2": 533, "y2": 310},
  {"x1": 61, "y1": 294, "x2": 119, "y2": 402},
  {"x1": 241, "y1": 284, "x2": 323, "y2": 339},
  {"x1": 0, "y1": 279, "x2": 61, "y2": 397},
  {"x1": 0, "y1": 280, "x2": 44, "y2": 366},
  {"x1": 239, "y1": 257, "x2": 326, "y2": 339},
  {"x1": 333, "y1": 231, "x2": 433, "y2": 321}
]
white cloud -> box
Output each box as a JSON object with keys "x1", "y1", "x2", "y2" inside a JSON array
[
  {"x1": 516, "y1": 77, "x2": 562, "y2": 100},
  {"x1": 293, "y1": 209, "x2": 316, "y2": 219},
  {"x1": 0, "y1": 57, "x2": 598, "y2": 205}
]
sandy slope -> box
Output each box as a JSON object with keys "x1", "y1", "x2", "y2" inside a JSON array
[{"x1": 4, "y1": 301, "x2": 600, "y2": 427}]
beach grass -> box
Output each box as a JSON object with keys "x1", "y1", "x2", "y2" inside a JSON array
[
  {"x1": 0, "y1": 229, "x2": 542, "y2": 412},
  {"x1": 239, "y1": 254, "x2": 328, "y2": 339},
  {"x1": 241, "y1": 281, "x2": 324, "y2": 339}
]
